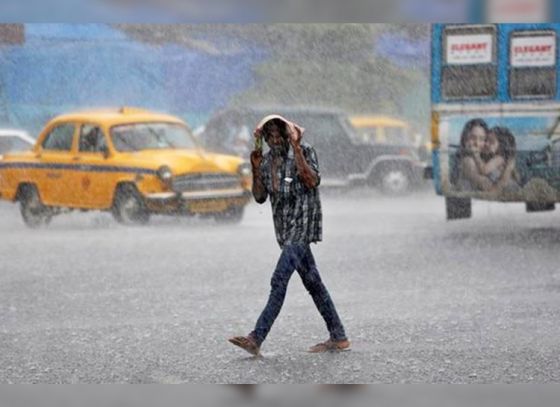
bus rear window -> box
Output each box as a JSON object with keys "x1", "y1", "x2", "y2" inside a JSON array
[
  {"x1": 442, "y1": 25, "x2": 497, "y2": 99},
  {"x1": 509, "y1": 31, "x2": 557, "y2": 99}
]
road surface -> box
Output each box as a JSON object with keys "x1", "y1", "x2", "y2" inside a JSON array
[{"x1": 1, "y1": 188, "x2": 560, "y2": 383}]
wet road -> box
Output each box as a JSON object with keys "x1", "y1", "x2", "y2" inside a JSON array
[{"x1": 1, "y1": 188, "x2": 560, "y2": 383}]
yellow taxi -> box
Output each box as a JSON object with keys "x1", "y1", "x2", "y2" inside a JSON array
[
  {"x1": 351, "y1": 114, "x2": 431, "y2": 163},
  {"x1": 0, "y1": 107, "x2": 251, "y2": 227},
  {"x1": 350, "y1": 115, "x2": 416, "y2": 145}
]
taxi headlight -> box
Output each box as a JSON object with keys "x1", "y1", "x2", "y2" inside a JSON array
[
  {"x1": 237, "y1": 162, "x2": 251, "y2": 177},
  {"x1": 157, "y1": 166, "x2": 173, "y2": 183}
]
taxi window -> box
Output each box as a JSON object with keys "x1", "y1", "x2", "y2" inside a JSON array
[
  {"x1": 111, "y1": 122, "x2": 197, "y2": 152},
  {"x1": 42, "y1": 124, "x2": 75, "y2": 151},
  {"x1": 79, "y1": 125, "x2": 107, "y2": 153},
  {"x1": 385, "y1": 127, "x2": 412, "y2": 145},
  {"x1": 356, "y1": 128, "x2": 380, "y2": 144}
]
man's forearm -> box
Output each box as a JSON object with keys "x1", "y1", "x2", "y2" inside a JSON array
[
  {"x1": 252, "y1": 169, "x2": 267, "y2": 203},
  {"x1": 292, "y1": 145, "x2": 318, "y2": 189}
]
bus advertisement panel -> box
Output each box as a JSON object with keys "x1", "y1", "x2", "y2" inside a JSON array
[{"x1": 439, "y1": 113, "x2": 560, "y2": 203}]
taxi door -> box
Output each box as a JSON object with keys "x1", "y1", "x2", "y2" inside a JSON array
[
  {"x1": 72, "y1": 124, "x2": 114, "y2": 208},
  {"x1": 35, "y1": 123, "x2": 79, "y2": 207}
]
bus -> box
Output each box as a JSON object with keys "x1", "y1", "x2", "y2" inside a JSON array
[{"x1": 430, "y1": 23, "x2": 560, "y2": 219}]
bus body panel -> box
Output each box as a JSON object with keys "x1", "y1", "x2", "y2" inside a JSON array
[
  {"x1": 431, "y1": 23, "x2": 560, "y2": 204},
  {"x1": 432, "y1": 23, "x2": 560, "y2": 104}
]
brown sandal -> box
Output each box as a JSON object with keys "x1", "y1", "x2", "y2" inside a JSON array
[
  {"x1": 308, "y1": 339, "x2": 351, "y2": 353},
  {"x1": 228, "y1": 335, "x2": 261, "y2": 356}
]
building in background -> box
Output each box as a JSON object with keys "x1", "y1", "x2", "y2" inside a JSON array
[{"x1": 0, "y1": 24, "x2": 264, "y2": 134}]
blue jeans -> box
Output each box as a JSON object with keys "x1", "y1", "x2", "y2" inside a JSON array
[{"x1": 251, "y1": 243, "x2": 347, "y2": 345}]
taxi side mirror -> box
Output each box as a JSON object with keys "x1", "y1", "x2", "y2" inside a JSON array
[{"x1": 100, "y1": 145, "x2": 110, "y2": 159}]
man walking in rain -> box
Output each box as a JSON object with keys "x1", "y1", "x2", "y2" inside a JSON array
[{"x1": 229, "y1": 115, "x2": 349, "y2": 356}]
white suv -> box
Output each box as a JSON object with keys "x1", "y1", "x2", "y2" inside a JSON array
[{"x1": 0, "y1": 129, "x2": 35, "y2": 159}]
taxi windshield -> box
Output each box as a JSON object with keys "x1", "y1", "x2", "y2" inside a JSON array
[{"x1": 111, "y1": 122, "x2": 198, "y2": 152}]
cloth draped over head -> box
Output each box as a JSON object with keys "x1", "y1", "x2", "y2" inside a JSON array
[{"x1": 257, "y1": 114, "x2": 305, "y2": 138}]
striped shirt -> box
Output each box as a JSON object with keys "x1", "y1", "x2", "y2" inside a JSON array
[{"x1": 259, "y1": 142, "x2": 322, "y2": 247}]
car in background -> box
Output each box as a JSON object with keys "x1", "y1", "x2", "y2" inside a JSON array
[
  {"x1": 200, "y1": 106, "x2": 426, "y2": 195},
  {"x1": 350, "y1": 115, "x2": 431, "y2": 163},
  {"x1": 0, "y1": 129, "x2": 35, "y2": 159},
  {"x1": 351, "y1": 115, "x2": 415, "y2": 145},
  {"x1": 0, "y1": 107, "x2": 251, "y2": 227}
]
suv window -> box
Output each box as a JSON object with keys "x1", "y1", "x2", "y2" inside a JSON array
[
  {"x1": 0, "y1": 136, "x2": 32, "y2": 154},
  {"x1": 287, "y1": 114, "x2": 349, "y2": 146},
  {"x1": 42, "y1": 124, "x2": 75, "y2": 151},
  {"x1": 79, "y1": 125, "x2": 108, "y2": 153}
]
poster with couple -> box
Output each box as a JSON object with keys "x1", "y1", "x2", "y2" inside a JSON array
[{"x1": 440, "y1": 115, "x2": 560, "y2": 202}]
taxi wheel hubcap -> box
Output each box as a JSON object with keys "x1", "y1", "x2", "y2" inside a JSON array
[
  {"x1": 114, "y1": 188, "x2": 149, "y2": 225},
  {"x1": 121, "y1": 196, "x2": 142, "y2": 222},
  {"x1": 21, "y1": 189, "x2": 50, "y2": 227}
]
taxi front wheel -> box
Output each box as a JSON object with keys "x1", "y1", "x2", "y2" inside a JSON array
[
  {"x1": 19, "y1": 185, "x2": 52, "y2": 228},
  {"x1": 112, "y1": 185, "x2": 150, "y2": 225}
]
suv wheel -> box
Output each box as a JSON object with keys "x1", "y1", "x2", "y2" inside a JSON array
[
  {"x1": 380, "y1": 168, "x2": 410, "y2": 195},
  {"x1": 19, "y1": 185, "x2": 52, "y2": 228},
  {"x1": 112, "y1": 185, "x2": 150, "y2": 225}
]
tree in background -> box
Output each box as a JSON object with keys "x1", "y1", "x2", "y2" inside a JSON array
[
  {"x1": 231, "y1": 24, "x2": 428, "y2": 117},
  {"x1": 119, "y1": 24, "x2": 430, "y2": 130},
  {"x1": 0, "y1": 24, "x2": 25, "y2": 125}
]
